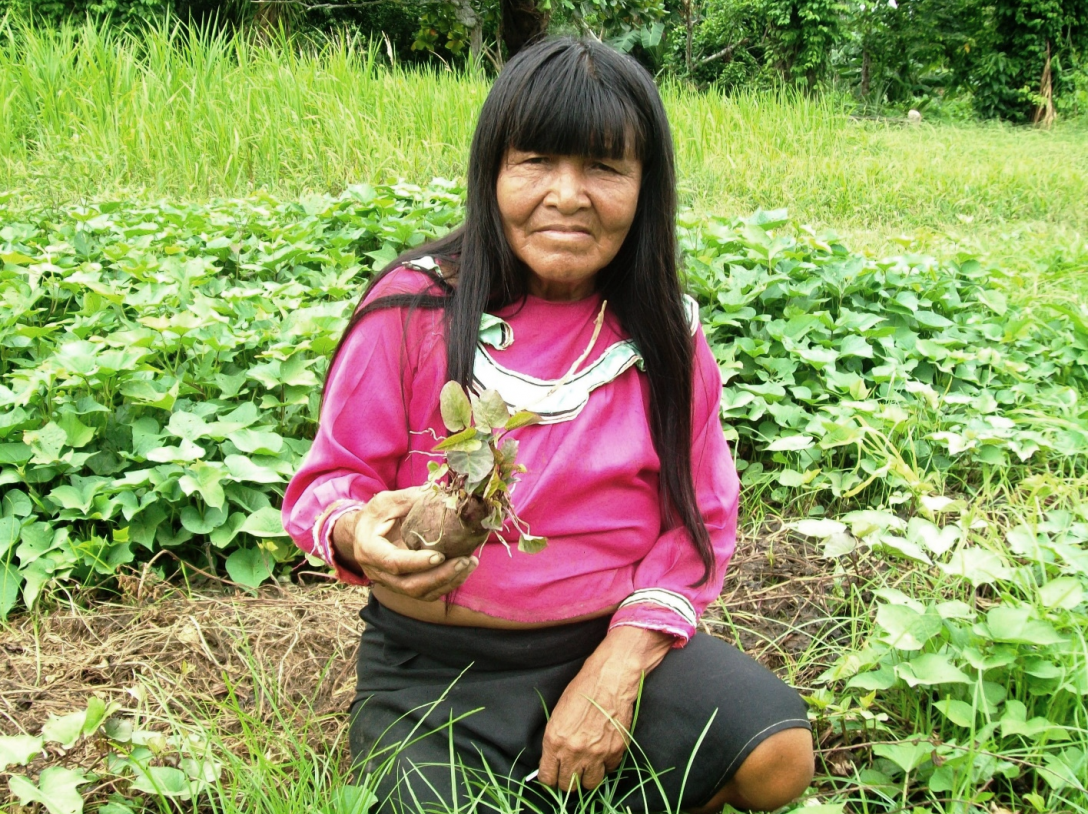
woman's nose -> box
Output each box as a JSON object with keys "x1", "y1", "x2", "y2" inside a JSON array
[{"x1": 545, "y1": 160, "x2": 590, "y2": 212}]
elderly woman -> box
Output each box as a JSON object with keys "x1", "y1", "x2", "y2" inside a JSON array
[{"x1": 283, "y1": 38, "x2": 813, "y2": 813}]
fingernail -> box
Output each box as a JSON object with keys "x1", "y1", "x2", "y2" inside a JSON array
[
  {"x1": 429, "y1": 554, "x2": 444, "y2": 565},
  {"x1": 454, "y1": 558, "x2": 469, "y2": 572}
]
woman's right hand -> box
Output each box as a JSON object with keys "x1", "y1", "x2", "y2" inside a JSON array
[{"x1": 331, "y1": 487, "x2": 478, "y2": 601}]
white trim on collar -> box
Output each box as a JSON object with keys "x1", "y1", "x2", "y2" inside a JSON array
[{"x1": 472, "y1": 295, "x2": 700, "y2": 425}]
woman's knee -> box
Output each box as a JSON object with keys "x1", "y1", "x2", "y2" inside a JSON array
[{"x1": 693, "y1": 727, "x2": 814, "y2": 813}]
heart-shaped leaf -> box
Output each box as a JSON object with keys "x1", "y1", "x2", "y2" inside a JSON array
[
  {"x1": 518, "y1": 533, "x2": 548, "y2": 554},
  {"x1": 471, "y1": 389, "x2": 510, "y2": 432},
  {"x1": 873, "y1": 740, "x2": 934, "y2": 775},
  {"x1": 505, "y1": 410, "x2": 541, "y2": 431},
  {"x1": 875, "y1": 604, "x2": 943, "y2": 651},
  {"x1": 226, "y1": 547, "x2": 276, "y2": 589},
  {"x1": 0, "y1": 563, "x2": 24, "y2": 621},
  {"x1": 239, "y1": 507, "x2": 288, "y2": 538},
  {"x1": 0, "y1": 734, "x2": 44, "y2": 770},
  {"x1": 129, "y1": 765, "x2": 194, "y2": 799},
  {"x1": 895, "y1": 653, "x2": 970, "y2": 687},
  {"x1": 9, "y1": 766, "x2": 91, "y2": 814},
  {"x1": 439, "y1": 381, "x2": 472, "y2": 432}
]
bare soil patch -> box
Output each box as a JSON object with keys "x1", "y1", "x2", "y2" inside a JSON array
[
  {"x1": 708, "y1": 519, "x2": 857, "y2": 688},
  {"x1": 1, "y1": 581, "x2": 364, "y2": 736}
]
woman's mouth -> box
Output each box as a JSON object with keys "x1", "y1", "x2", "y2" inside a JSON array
[{"x1": 537, "y1": 226, "x2": 592, "y2": 240}]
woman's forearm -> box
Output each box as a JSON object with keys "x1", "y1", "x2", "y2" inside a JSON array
[{"x1": 590, "y1": 625, "x2": 674, "y2": 689}]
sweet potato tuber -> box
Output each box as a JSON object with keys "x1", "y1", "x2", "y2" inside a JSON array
[{"x1": 401, "y1": 489, "x2": 490, "y2": 558}]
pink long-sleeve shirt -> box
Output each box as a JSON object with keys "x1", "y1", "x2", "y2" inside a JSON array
[{"x1": 282, "y1": 264, "x2": 740, "y2": 644}]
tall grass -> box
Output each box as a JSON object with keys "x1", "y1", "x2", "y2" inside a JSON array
[
  {"x1": 0, "y1": 22, "x2": 488, "y2": 201},
  {"x1": 2, "y1": 19, "x2": 1087, "y2": 248}
]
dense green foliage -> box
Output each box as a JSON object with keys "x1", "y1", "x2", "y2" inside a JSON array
[
  {"x1": 684, "y1": 211, "x2": 1088, "y2": 514},
  {"x1": 0, "y1": 0, "x2": 235, "y2": 28},
  {"x1": 972, "y1": 0, "x2": 1088, "y2": 121},
  {"x1": 2, "y1": 184, "x2": 1087, "y2": 616},
  {"x1": 682, "y1": 0, "x2": 842, "y2": 90},
  {"x1": 808, "y1": 507, "x2": 1088, "y2": 811},
  {"x1": 3, "y1": 183, "x2": 1088, "y2": 813},
  {"x1": 685, "y1": 0, "x2": 1088, "y2": 119},
  {"x1": 0, "y1": 183, "x2": 462, "y2": 614}
]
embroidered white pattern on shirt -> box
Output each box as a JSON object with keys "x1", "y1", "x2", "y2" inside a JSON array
[
  {"x1": 472, "y1": 295, "x2": 701, "y2": 425},
  {"x1": 617, "y1": 588, "x2": 698, "y2": 628}
]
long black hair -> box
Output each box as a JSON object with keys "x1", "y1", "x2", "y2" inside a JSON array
[{"x1": 327, "y1": 38, "x2": 714, "y2": 584}]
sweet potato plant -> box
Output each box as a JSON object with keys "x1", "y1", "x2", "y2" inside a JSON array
[{"x1": 402, "y1": 382, "x2": 546, "y2": 558}]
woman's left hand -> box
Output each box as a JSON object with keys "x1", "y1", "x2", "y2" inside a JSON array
[{"x1": 537, "y1": 626, "x2": 673, "y2": 792}]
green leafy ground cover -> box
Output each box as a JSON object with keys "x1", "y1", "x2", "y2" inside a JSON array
[
  {"x1": 0, "y1": 182, "x2": 463, "y2": 610},
  {"x1": 2, "y1": 182, "x2": 1088, "y2": 813},
  {"x1": 4, "y1": 183, "x2": 1087, "y2": 611}
]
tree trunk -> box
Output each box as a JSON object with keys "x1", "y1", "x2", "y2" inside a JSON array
[
  {"x1": 500, "y1": 0, "x2": 550, "y2": 59},
  {"x1": 251, "y1": 1, "x2": 288, "y2": 40},
  {"x1": 453, "y1": 0, "x2": 483, "y2": 59},
  {"x1": 1033, "y1": 41, "x2": 1055, "y2": 128},
  {"x1": 860, "y1": 48, "x2": 871, "y2": 98},
  {"x1": 684, "y1": 0, "x2": 693, "y2": 75}
]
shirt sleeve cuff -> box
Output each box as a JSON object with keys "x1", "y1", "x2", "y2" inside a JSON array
[
  {"x1": 608, "y1": 589, "x2": 699, "y2": 647},
  {"x1": 313, "y1": 500, "x2": 370, "y2": 586}
]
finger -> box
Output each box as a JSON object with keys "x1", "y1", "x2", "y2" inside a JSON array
[
  {"x1": 364, "y1": 558, "x2": 454, "y2": 588},
  {"x1": 558, "y1": 764, "x2": 579, "y2": 793},
  {"x1": 407, "y1": 557, "x2": 477, "y2": 600},
  {"x1": 370, "y1": 542, "x2": 446, "y2": 576},
  {"x1": 580, "y1": 763, "x2": 606, "y2": 790},
  {"x1": 604, "y1": 749, "x2": 625, "y2": 773},
  {"x1": 417, "y1": 560, "x2": 477, "y2": 601},
  {"x1": 383, "y1": 517, "x2": 406, "y2": 546},
  {"x1": 537, "y1": 747, "x2": 560, "y2": 787},
  {"x1": 368, "y1": 516, "x2": 398, "y2": 540},
  {"x1": 369, "y1": 487, "x2": 425, "y2": 518},
  {"x1": 372, "y1": 557, "x2": 475, "y2": 598}
]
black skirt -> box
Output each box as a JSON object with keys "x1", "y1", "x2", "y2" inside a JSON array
[{"x1": 349, "y1": 598, "x2": 810, "y2": 813}]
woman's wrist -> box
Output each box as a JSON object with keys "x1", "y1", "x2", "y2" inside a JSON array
[
  {"x1": 330, "y1": 509, "x2": 365, "y2": 576},
  {"x1": 593, "y1": 625, "x2": 673, "y2": 689}
]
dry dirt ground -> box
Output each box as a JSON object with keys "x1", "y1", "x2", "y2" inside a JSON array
[{"x1": 1, "y1": 524, "x2": 857, "y2": 808}]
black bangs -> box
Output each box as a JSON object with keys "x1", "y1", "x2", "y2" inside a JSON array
[{"x1": 504, "y1": 45, "x2": 648, "y2": 163}]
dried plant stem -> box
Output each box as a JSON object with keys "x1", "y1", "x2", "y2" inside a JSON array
[{"x1": 539, "y1": 299, "x2": 608, "y2": 402}]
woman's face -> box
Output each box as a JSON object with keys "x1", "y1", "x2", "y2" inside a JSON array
[{"x1": 496, "y1": 148, "x2": 642, "y2": 301}]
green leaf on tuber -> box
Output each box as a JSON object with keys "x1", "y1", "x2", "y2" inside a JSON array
[{"x1": 401, "y1": 383, "x2": 545, "y2": 558}]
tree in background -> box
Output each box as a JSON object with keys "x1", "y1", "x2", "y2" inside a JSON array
[
  {"x1": 840, "y1": 0, "x2": 976, "y2": 108},
  {"x1": 846, "y1": 0, "x2": 1088, "y2": 122},
  {"x1": 0, "y1": 0, "x2": 222, "y2": 24},
  {"x1": 684, "y1": 0, "x2": 1087, "y2": 121},
  {"x1": 499, "y1": 0, "x2": 549, "y2": 55},
  {"x1": 964, "y1": 0, "x2": 1088, "y2": 122},
  {"x1": 679, "y1": 0, "x2": 844, "y2": 90},
  {"x1": 682, "y1": 0, "x2": 771, "y2": 88},
  {"x1": 762, "y1": 0, "x2": 842, "y2": 89},
  {"x1": 265, "y1": 0, "x2": 662, "y2": 65}
]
